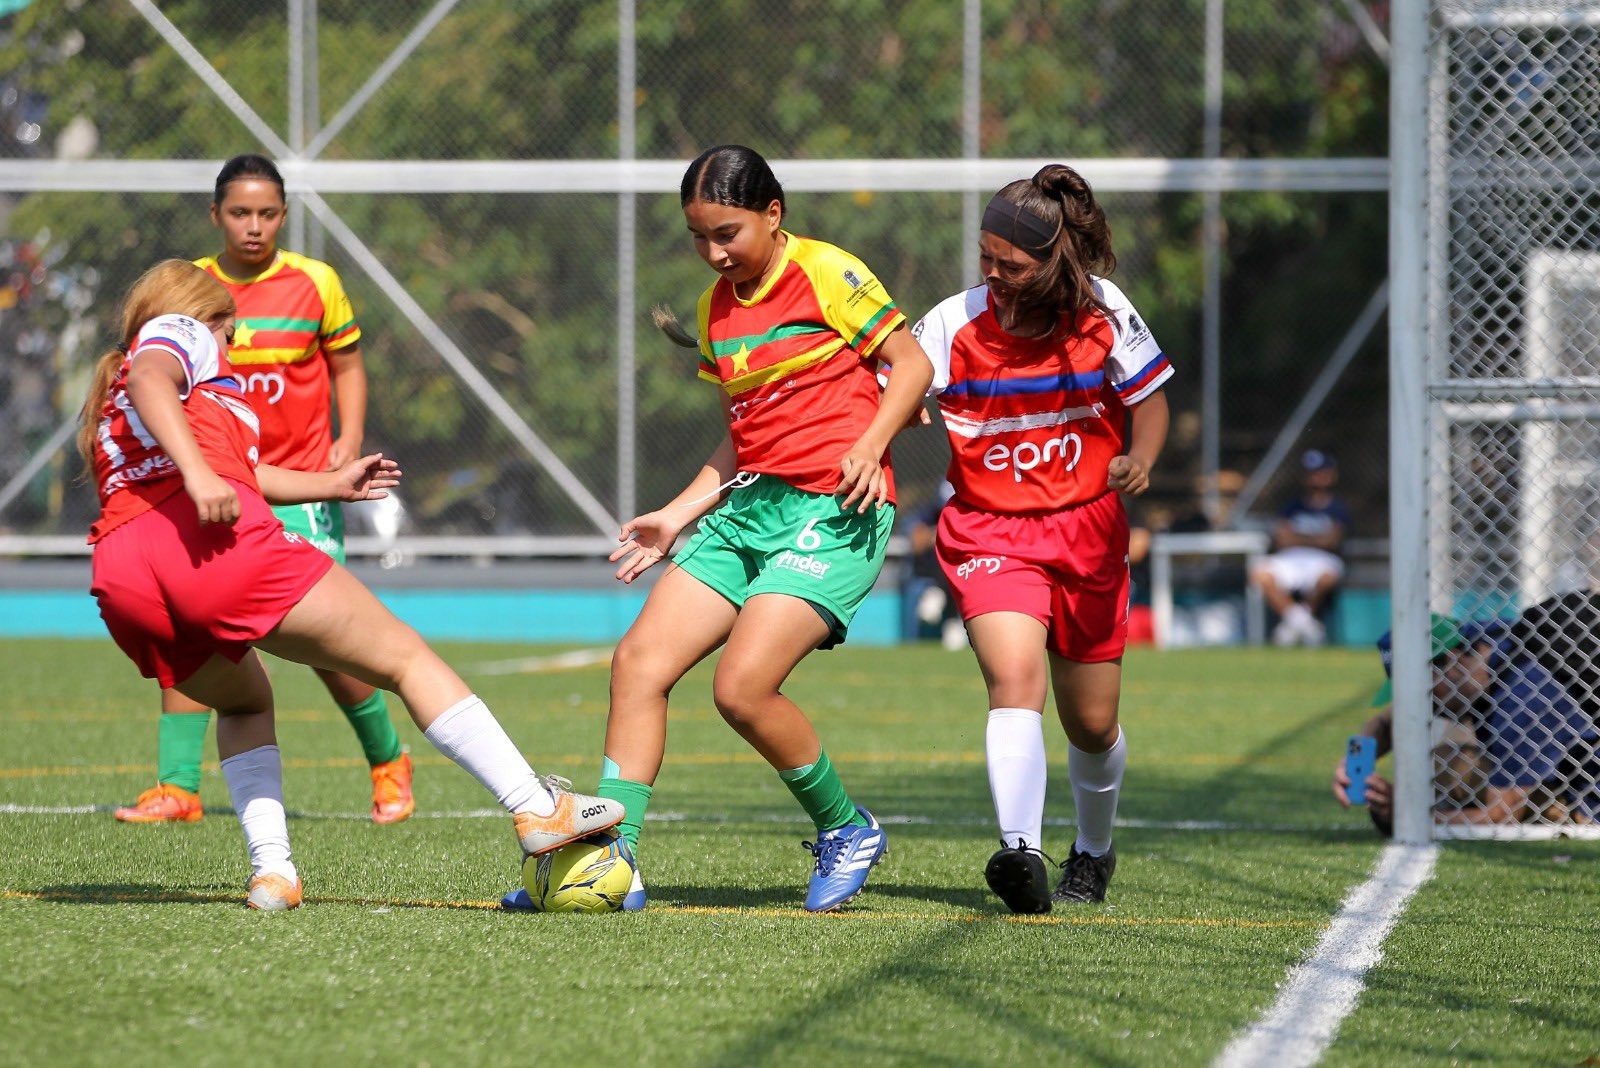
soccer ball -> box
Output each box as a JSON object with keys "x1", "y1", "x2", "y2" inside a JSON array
[{"x1": 521, "y1": 832, "x2": 635, "y2": 913}]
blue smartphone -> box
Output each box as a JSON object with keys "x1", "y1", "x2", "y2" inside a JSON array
[{"x1": 1345, "y1": 735, "x2": 1377, "y2": 805}]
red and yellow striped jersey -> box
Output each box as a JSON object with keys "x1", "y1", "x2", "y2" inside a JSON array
[
  {"x1": 694, "y1": 232, "x2": 905, "y2": 499},
  {"x1": 195, "y1": 250, "x2": 361, "y2": 471}
]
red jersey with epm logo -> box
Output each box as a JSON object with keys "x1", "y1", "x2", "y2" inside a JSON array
[
  {"x1": 913, "y1": 279, "x2": 1171, "y2": 514},
  {"x1": 196, "y1": 251, "x2": 361, "y2": 471},
  {"x1": 694, "y1": 232, "x2": 905, "y2": 501},
  {"x1": 87, "y1": 313, "x2": 262, "y2": 542}
]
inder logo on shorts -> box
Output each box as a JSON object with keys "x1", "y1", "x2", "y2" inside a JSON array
[{"x1": 773, "y1": 549, "x2": 831, "y2": 579}]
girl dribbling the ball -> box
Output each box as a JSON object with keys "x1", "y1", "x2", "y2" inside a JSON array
[
  {"x1": 505, "y1": 144, "x2": 932, "y2": 913},
  {"x1": 912, "y1": 164, "x2": 1172, "y2": 912},
  {"x1": 84, "y1": 260, "x2": 623, "y2": 910}
]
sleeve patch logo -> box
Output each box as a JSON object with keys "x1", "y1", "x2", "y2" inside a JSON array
[{"x1": 843, "y1": 270, "x2": 863, "y2": 289}]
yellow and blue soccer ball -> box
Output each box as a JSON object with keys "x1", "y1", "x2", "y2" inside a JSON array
[{"x1": 521, "y1": 832, "x2": 635, "y2": 913}]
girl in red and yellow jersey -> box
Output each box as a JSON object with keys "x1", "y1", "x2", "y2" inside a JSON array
[
  {"x1": 85, "y1": 260, "x2": 623, "y2": 910},
  {"x1": 503, "y1": 146, "x2": 932, "y2": 915},
  {"x1": 115, "y1": 155, "x2": 413, "y2": 828},
  {"x1": 914, "y1": 165, "x2": 1172, "y2": 913}
]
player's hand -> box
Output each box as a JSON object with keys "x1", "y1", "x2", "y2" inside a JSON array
[
  {"x1": 1331, "y1": 757, "x2": 1353, "y2": 807},
  {"x1": 838, "y1": 446, "x2": 888, "y2": 513},
  {"x1": 333, "y1": 453, "x2": 402, "y2": 501},
  {"x1": 186, "y1": 469, "x2": 240, "y2": 525},
  {"x1": 1365, "y1": 774, "x2": 1394, "y2": 826},
  {"x1": 610, "y1": 510, "x2": 685, "y2": 584},
  {"x1": 326, "y1": 435, "x2": 362, "y2": 471},
  {"x1": 1107, "y1": 455, "x2": 1150, "y2": 496},
  {"x1": 903, "y1": 405, "x2": 932, "y2": 429}
]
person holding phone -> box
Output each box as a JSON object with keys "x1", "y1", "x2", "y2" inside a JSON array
[{"x1": 1332, "y1": 611, "x2": 1599, "y2": 833}]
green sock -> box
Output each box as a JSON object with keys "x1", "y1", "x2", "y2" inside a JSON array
[
  {"x1": 157, "y1": 712, "x2": 210, "y2": 793},
  {"x1": 339, "y1": 690, "x2": 403, "y2": 766},
  {"x1": 778, "y1": 749, "x2": 868, "y2": 833},
  {"x1": 597, "y1": 773, "x2": 653, "y2": 853}
]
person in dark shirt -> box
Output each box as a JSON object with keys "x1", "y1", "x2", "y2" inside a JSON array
[{"x1": 1333, "y1": 609, "x2": 1600, "y2": 834}]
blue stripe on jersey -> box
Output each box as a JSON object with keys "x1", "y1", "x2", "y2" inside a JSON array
[
  {"x1": 1117, "y1": 353, "x2": 1170, "y2": 397},
  {"x1": 941, "y1": 369, "x2": 1105, "y2": 398}
]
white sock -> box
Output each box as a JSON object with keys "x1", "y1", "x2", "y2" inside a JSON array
[
  {"x1": 985, "y1": 707, "x2": 1047, "y2": 851},
  {"x1": 220, "y1": 744, "x2": 297, "y2": 882},
  {"x1": 423, "y1": 694, "x2": 554, "y2": 816},
  {"x1": 1069, "y1": 728, "x2": 1127, "y2": 857}
]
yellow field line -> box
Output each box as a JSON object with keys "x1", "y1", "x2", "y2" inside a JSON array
[{"x1": 0, "y1": 888, "x2": 1317, "y2": 928}]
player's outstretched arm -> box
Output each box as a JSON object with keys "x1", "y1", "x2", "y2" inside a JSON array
[
  {"x1": 257, "y1": 453, "x2": 401, "y2": 505},
  {"x1": 610, "y1": 432, "x2": 738, "y2": 583}
]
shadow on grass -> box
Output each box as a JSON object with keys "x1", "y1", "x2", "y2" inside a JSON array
[{"x1": 18, "y1": 883, "x2": 238, "y2": 906}]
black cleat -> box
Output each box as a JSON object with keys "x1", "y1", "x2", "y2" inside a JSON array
[
  {"x1": 984, "y1": 841, "x2": 1053, "y2": 914},
  {"x1": 1052, "y1": 844, "x2": 1116, "y2": 904}
]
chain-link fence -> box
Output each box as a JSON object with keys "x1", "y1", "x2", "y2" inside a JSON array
[
  {"x1": 1393, "y1": 0, "x2": 1600, "y2": 838},
  {"x1": 1, "y1": 0, "x2": 1390, "y2": 565}
]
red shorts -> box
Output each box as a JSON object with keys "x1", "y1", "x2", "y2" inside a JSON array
[
  {"x1": 936, "y1": 491, "x2": 1131, "y2": 662},
  {"x1": 91, "y1": 480, "x2": 334, "y2": 688}
]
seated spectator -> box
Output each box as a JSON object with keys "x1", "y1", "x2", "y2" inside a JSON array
[
  {"x1": 1332, "y1": 610, "x2": 1600, "y2": 834},
  {"x1": 1253, "y1": 449, "x2": 1351, "y2": 646}
]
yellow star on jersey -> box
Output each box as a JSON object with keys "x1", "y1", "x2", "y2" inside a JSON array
[
  {"x1": 729, "y1": 344, "x2": 752, "y2": 375},
  {"x1": 231, "y1": 321, "x2": 256, "y2": 349}
]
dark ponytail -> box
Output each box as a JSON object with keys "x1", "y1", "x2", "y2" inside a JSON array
[
  {"x1": 679, "y1": 144, "x2": 785, "y2": 216},
  {"x1": 991, "y1": 164, "x2": 1116, "y2": 334},
  {"x1": 213, "y1": 154, "x2": 286, "y2": 206}
]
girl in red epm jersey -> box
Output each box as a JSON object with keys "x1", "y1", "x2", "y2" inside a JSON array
[
  {"x1": 83, "y1": 260, "x2": 623, "y2": 910},
  {"x1": 912, "y1": 164, "x2": 1172, "y2": 913},
  {"x1": 115, "y1": 153, "x2": 413, "y2": 828}
]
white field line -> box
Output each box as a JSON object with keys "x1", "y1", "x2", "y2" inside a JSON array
[
  {"x1": 1214, "y1": 842, "x2": 1439, "y2": 1068},
  {"x1": 0, "y1": 802, "x2": 1366, "y2": 834},
  {"x1": 468, "y1": 647, "x2": 614, "y2": 676}
]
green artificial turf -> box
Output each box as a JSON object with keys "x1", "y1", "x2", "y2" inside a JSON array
[{"x1": 1, "y1": 639, "x2": 1594, "y2": 1065}]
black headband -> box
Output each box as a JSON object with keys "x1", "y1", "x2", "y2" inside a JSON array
[{"x1": 981, "y1": 196, "x2": 1057, "y2": 259}]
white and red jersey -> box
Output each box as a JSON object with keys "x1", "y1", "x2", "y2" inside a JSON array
[
  {"x1": 88, "y1": 313, "x2": 263, "y2": 542},
  {"x1": 913, "y1": 279, "x2": 1171, "y2": 514}
]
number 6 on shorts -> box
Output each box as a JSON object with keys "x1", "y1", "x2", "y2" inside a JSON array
[{"x1": 796, "y1": 517, "x2": 823, "y2": 551}]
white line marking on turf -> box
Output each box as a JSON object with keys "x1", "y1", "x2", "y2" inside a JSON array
[
  {"x1": 1214, "y1": 842, "x2": 1439, "y2": 1068},
  {"x1": 0, "y1": 802, "x2": 1366, "y2": 834},
  {"x1": 469, "y1": 647, "x2": 614, "y2": 676}
]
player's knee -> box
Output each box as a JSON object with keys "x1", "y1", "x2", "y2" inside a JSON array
[
  {"x1": 710, "y1": 673, "x2": 771, "y2": 729},
  {"x1": 609, "y1": 635, "x2": 677, "y2": 701}
]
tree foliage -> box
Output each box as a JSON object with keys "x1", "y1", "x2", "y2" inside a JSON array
[{"x1": 1, "y1": 0, "x2": 1388, "y2": 534}]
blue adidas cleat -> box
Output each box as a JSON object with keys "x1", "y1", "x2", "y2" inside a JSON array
[
  {"x1": 802, "y1": 806, "x2": 887, "y2": 912},
  {"x1": 620, "y1": 866, "x2": 646, "y2": 912},
  {"x1": 500, "y1": 886, "x2": 537, "y2": 911}
]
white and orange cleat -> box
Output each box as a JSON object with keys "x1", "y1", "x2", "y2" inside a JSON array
[
  {"x1": 114, "y1": 784, "x2": 204, "y2": 823},
  {"x1": 370, "y1": 751, "x2": 416, "y2": 825},
  {"x1": 513, "y1": 775, "x2": 625, "y2": 856},
  {"x1": 246, "y1": 872, "x2": 303, "y2": 912}
]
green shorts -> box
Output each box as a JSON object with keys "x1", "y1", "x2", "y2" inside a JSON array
[
  {"x1": 272, "y1": 501, "x2": 346, "y2": 564},
  {"x1": 673, "y1": 475, "x2": 895, "y2": 647}
]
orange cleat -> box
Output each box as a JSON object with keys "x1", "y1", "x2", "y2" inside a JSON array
[
  {"x1": 246, "y1": 872, "x2": 303, "y2": 912},
  {"x1": 114, "y1": 783, "x2": 203, "y2": 823},
  {"x1": 370, "y1": 750, "x2": 415, "y2": 825},
  {"x1": 513, "y1": 775, "x2": 625, "y2": 856}
]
